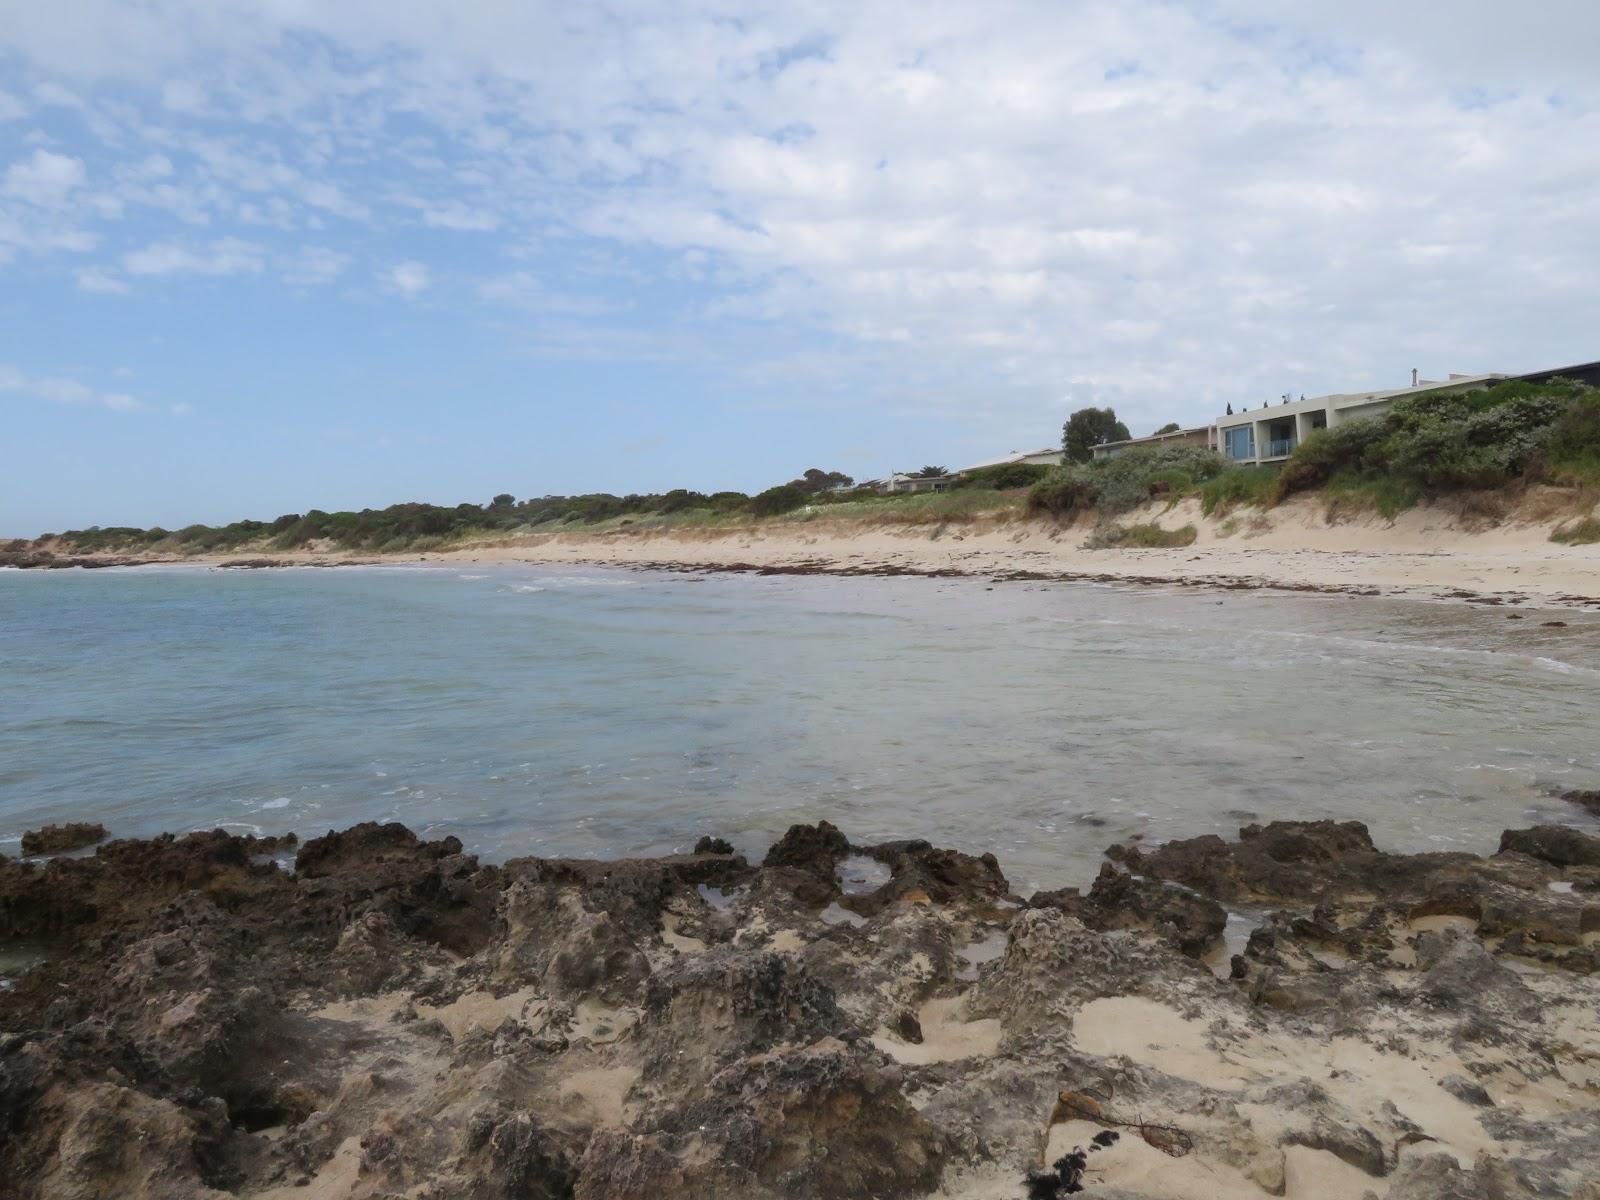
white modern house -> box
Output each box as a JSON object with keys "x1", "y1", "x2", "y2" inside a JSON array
[
  {"x1": 878, "y1": 472, "x2": 959, "y2": 494},
  {"x1": 1214, "y1": 372, "x2": 1504, "y2": 466}
]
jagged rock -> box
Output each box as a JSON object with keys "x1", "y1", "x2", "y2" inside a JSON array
[
  {"x1": 641, "y1": 950, "x2": 851, "y2": 1089},
  {"x1": 332, "y1": 911, "x2": 407, "y2": 995},
  {"x1": 1284, "y1": 1112, "x2": 1388, "y2": 1175},
  {"x1": 1499, "y1": 825, "x2": 1600, "y2": 869},
  {"x1": 26, "y1": 1082, "x2": 232, "y2": 1200},
  {"x1": 19, "y1": 824, "x2": 107, "y2": 857},
  {"x1": 294, "y1": 821, "x2": 462, "y2": 877},
  {"x1": 694, "y1": 836, "x2": 735, "y2": 855},
  {"x1": 1082, "y1": 862, "x2": 1227, "y2": 957},
  {"x1": 2, "y1": 819, "x2": 1598, "y2": 1199},
  {"x1": 1440, "y1": 1074, "x2": 1494, "y2": 1106},
  {"x1": 468, "y1": 1111, "x2": 579, "y2": 1200},
  {"x1": 1561, "y1": 789, "x2": 1600, "y2": 817},
  {"x1": 761, "y1": 821, "x2": 849, "y2": 876},
  {"x1": 865, "y1": 841, "x2": 1011, "y2": 907},
  {"x1": 644, "y1": 1038, "x2": 945, "y2": 1198}
]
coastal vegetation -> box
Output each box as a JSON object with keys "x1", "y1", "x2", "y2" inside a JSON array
[
  {"x1": 1551, "y1": 517, "x2": 1600, "y2": 545},
  {"x1": 25, "y1": 468, "x2": 1031, "y2": 558},
  {"x1": 1062, "y1": 405, "x2": 1131, "y2": 462},
  {"x1": 16, "y1": 381, "x2": 1598, "y2": 561},
  {"x1": 1272, "y1": 377, "x2": 1600, "y2": 504},
  {"x1": 1028, "y1": 377, "x2": 1600, "y2": 528},
  {"x1": 1084, "y1": 521, "x2": 1198, "y2": 549},
  {"x1": 1027, "y1": 443, "x2": 1226, "y2": 518}
]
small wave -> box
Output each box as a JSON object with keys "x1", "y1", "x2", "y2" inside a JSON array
[
  {"x1": 529, "y1": 574, "x2": 637, "y2": 588},
  {"x1": 457, "y1": 574, "x2": 488, "y2": 581},
  {"x1": 260, "y1": 797, "x2": 292, "y2": 810},
  {"x1": 505, "y1": 584, "x2": 546, "y2": 593}
]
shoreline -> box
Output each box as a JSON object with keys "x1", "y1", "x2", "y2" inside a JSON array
[
  {"x1": 2, "y1": 816, "x2": 1597, "y2": 1198},
  {"x1": 10, "y1": 495, "x2": 1599, "y2": 609}
]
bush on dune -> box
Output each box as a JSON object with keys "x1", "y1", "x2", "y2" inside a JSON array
[
  {"x1": 1028, "y1": 443, "x2": 1227, "y2": 519},
  {"x1": 1550, "y1": 517, "x2": 1600, "y2": 545},
  {"x1": 1275, "y1": 378, "x2": 1600, "y2": 509},
  {"x1": 954, "y1": 462, "x2": 1053, "y2": 490},
  {"x1": 749, "y1": 484, "x2": 807, "y2": 518},
  {"x1": 1086, "y1": 522, "x2": 1198, "y2": 549},
  {"x1": 1200, "y1": 467, "x2": 1280, "y2": 515}
]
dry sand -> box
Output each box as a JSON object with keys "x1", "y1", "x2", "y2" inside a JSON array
[{"x1": 185, "y1": 494, "x2": 1600, "y2": 608}]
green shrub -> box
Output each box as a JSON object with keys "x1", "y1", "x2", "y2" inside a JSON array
[
  {"x1": 1088, "y1": 445, "x2": 1226, "y2": 513},
  {"x1": 1273, "y1": 379, "x2": 1600, "y2": 508},
  {"x1": 955, "y1": 462, "x2": 1052, "y2": 490},
  {"x1": 1321, "y1": 471, "x2": 1422, "y2": 520},
  {"x1": 656, "y1": 489, "x2": 709, "y2": 514},
  {"x1": 1027, "y1": 445, "x2": 1227, "y2": 519},
  {"x1": 1086, "y1": 522, "x2": 1198, "y2": 549},
  {"x1": 1273, "y1": 422, "x2": 1388, "y2": 500},
  {"x1": 1200, "y1": 468, "x2": 1278, "y2": 515},
  {"x1": 707, "y1": 491, "x2": 752, "y2": 513},
  {"x1": 749, "y1": 484, "x2": 807, "y2": 518},
  {"x1": 1543, "y1": 390, "x2": 1600, "y2": 484},
  {"x1": 1550, "y1": 517, "x2": 1600, "y2": 545},
  {"x1": 1027, "y1": 465, "x2": 1099, "y2": 517}
]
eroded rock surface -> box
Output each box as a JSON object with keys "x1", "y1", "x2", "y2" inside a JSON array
[
  {"x1": 18, "y1": 823, "x2": 108, "y2": 857},
  {"x1": 0, "y1": 818, "x2": 1596, "y2": 1199}
]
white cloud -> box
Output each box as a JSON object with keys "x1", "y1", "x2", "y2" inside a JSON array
[
  {"x1": 2, "y1": 149, "x2": 85, "y2": 207},
  {"x1": 76, "y1": 267, "x2": 130, "y2": 293},
  {"x1": 1, "y1": 2, "x2": 1598, "y2": 438},
  {"x1": 123, "y1": 237, "x2": 264, "y2": 276},
  {"x1": 477, "y1": 271, "x2": 614, "y2": 315},
  {"x1": 281, "y1": 245, "x2": 350, "y2": 285},
  {"x1": 0, "y1": 90, "x2": 26, "y2": 121},
  {"x1": 388, "y1": 260, "x2": 431, "y2": 296},
  {"x1": 160, "y1": 79, "x2": 207, "y2": 113},
  {"x1": 413, "y1": 200, "x2": 499, "y2": 232},
  {"x1": 0, "y1": 363, "x2": 144, "y2": 412}
]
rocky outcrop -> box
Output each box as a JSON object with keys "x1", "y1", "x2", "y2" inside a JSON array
[
  {"x1": 1500, "y1": 823, "x2": 1600, "y2": 868},
  {"x1": 1562, "y1": 789, "x2": 1600, "y2": 817},
  {"x1": 1, "y1": 818, "x2": 1597, "y2": 1199},
  {"x1": 18, "y1": 823, "x2": 107, "y2": 857}
]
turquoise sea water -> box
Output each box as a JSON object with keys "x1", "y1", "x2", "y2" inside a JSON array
[{"x1": 2, "y1": 564, "x2": 1598, "y2": 890}]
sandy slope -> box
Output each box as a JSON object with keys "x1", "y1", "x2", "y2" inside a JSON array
[{"x1": 222, "y1": 495, "x2": 1599, "y2": 607}]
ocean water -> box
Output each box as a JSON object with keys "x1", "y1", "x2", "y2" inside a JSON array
[{"x1": 2, "y1": 564, "x2": 1598, "y2": 892}]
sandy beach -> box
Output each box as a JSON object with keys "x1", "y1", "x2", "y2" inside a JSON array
[{"x1": 142, "y1": 495, "x2": 1600, "y2": 608}]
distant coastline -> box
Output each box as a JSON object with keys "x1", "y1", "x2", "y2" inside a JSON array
[{"x1": 7, "y1": 493, "x2": 1598, "y2": 610}]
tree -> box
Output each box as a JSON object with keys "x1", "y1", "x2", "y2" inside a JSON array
[
  {"x1": 912, "y1": 465, "x2": 948, "y2": 478},
  {"x1": 789, "y1": 468, "x2": 854, "y2": 495},
  {"x1": 489, "y1": 493, "x2": 516, "y2": 508},
  {"x1": 1152, "y1": 422, "x2": 1181, "y2": 436},
  {"x1": 1062, "y1": 407, "x2": 1131, "y2": 463}
]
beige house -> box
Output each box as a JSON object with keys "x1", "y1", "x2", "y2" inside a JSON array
[
  {"x1": 1215, "y1": 372, "x2": 1503, "y2": 466},
  {"x1": 1091, "y1": 425, "x2": 1217, "y2": 460}
]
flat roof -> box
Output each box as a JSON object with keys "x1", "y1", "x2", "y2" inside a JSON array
[
  {"x1": 1215, "y1": 373, "x2": 1503, "y2": 428},
  {"x1": 957, "y1": 447, "x2": 1059, "y2": 473},
  {"x1": 1092, "y1": 425, "x2": 1213, "y2": 451}
]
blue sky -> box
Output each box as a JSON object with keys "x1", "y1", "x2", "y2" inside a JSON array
[{"x1": 2, "y1": 1, "x2": 1598, "y2": 536}]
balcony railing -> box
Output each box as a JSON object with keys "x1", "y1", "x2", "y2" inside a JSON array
[{"x1": 1265, "y1": 436, "x2": 1298, "y2": 458}]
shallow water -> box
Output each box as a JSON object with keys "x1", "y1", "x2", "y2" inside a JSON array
[{"x1": 2, "y1": 563, "x2": 1598, "y2": 890}]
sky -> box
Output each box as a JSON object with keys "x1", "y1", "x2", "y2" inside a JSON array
[{"x1": 2, "y1": 1, "x2": 1598, "y2": 536}]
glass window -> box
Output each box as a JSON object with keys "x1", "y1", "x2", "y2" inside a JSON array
[{"x1": 1223, "y1": 426, "x2": 1255, "y2": 459}]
